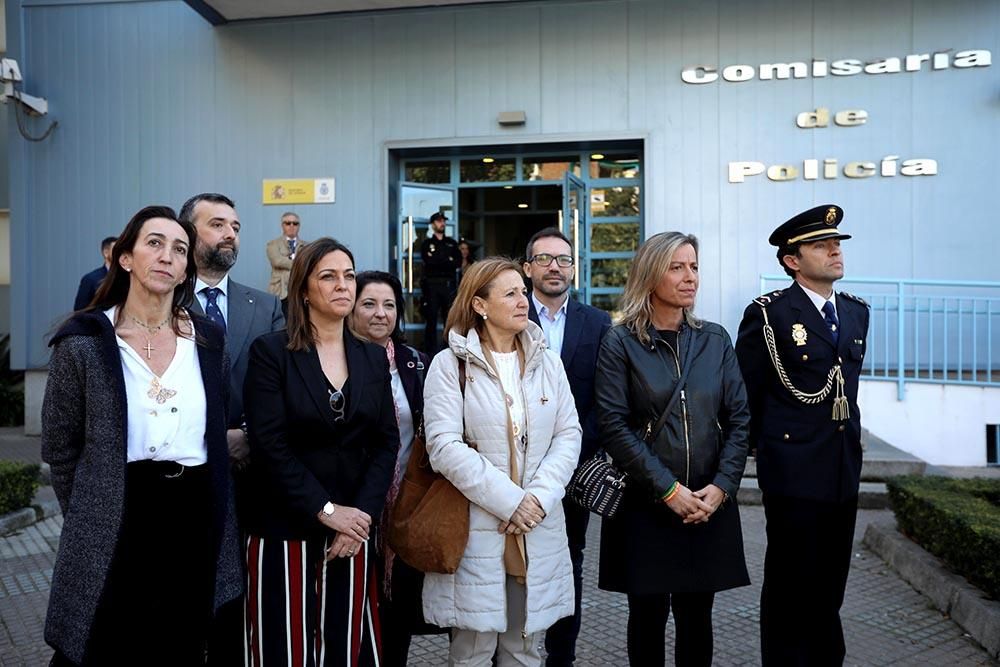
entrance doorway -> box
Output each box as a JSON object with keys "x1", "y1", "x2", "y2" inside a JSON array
[
  {"x1": 392, "y1": 141, "x2": 642, "y2": 349},
  {"x1": 457, "y1": 185, "x2": 561, "y2": 263}
]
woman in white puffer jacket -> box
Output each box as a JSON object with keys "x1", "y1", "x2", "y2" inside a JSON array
[{"x1": 421, "y1": 257, "x2": 582, "y2": 666}]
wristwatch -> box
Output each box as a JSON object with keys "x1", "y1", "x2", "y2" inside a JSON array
[{"x1": 321, "y1": 502, "x2": 336, "y2": 517}]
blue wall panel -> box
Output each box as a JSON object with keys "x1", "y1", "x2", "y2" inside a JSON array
[{"x1": 7, "y1": 0, "x2": 1000, "y2": 367}]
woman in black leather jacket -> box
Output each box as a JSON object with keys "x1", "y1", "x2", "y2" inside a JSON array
[{"x1": 595, "y1": 232, "x2": 751, "y2": 667}]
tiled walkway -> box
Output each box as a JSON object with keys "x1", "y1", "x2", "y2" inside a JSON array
[{"x1": 4, "y1": 508, "x2": 995, "y2": 666}]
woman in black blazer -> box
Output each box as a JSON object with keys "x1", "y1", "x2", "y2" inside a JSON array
[
  {"x1": 350, "y1": 270, "x2": 444, "y2": 666},
  {"x1": 242, "y1": 238, "x2": 400, "y2": 666}
]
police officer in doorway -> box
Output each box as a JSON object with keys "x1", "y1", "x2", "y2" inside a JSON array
[
  {"x1": 419, "y1": 211, "x2": 461, "y2": 354},
  {"x1": 735, "y1": 204, "x2": 870, "y2": 666}
]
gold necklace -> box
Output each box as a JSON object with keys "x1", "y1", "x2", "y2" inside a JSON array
[{"x1": 127, "y1": 313, "x2": 170, "y2": 359}]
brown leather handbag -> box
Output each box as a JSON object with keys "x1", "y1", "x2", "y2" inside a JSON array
[{"x1": 388, "y1": 360, "x2": 469, "y2": 574}]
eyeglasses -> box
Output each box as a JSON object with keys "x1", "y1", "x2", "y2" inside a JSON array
[
  {"x1": 328, "y1": 389, "x2": 345, "y2": 423},
  {"x1": 529, "y1": 254, "x2": 574, "y2": 268},
  {"x1": 283, "y1": 221, "x2": 300, "y2": 226}
]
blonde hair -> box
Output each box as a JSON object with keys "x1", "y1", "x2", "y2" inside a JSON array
[
  {"x1": 444, "y1": 257, "x2": 523, "y2": 339},
  {"x1": 617, "y1": 232, "x2": 701, "y2": 345}
]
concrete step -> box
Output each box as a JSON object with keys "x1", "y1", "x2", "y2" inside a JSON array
[
  {"x1": 737, "y1": 477, "x2": 890, "y2": 509},
  {"x1": 743, "y1": 456, "x2": 925, "y2": 482},
  {"x1": 743, "y1": 427, "x2": 927, "y2": 482}
]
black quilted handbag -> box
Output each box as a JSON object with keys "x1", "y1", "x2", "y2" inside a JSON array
[
  {"x1": 572, "y1": 351, "x2": 690, "y2": 519},
  {"x1": 567, "y1": 454, "x2": 627, "y2": 518}
]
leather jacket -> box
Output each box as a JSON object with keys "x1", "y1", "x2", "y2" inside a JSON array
[{"x1": 595, "y1": 320, "x2": 750, "y2": 499}]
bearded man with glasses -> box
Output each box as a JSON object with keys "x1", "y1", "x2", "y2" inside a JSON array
[{"x1": 523, "y1": 227, "x2": 611, "y2": 667}]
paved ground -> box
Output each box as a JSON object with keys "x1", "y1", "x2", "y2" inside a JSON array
[
  {"x1": 2, "y1": 508, "x2": 996, "y2": 666},
  {"x1": 2, "y1": 429, "x2": 996, "y2": 665},
  {"x1": 407, "y1": 508, "x2": 998, "y2": 666}
]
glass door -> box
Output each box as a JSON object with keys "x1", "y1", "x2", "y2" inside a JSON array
[
  {"x1": 562, "y1": 172, "x2": 589, "y2": 303},
  {"x1": 397, "y1": 183, "x2": 457, "y2": 336}
]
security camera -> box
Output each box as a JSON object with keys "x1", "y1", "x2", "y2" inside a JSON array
[{"x1": 1, "y1": 58, "x2": 49, "y2": 116}]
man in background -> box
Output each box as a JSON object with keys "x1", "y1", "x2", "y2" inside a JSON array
[
  {"x1": 180, "y1": 192, "x2": 285, "y2": 664},
  {"x1": 266, "y1": 211, "x2": 305, "y2": 316},
  {"x1": 524, "y1": 227, "x2": 611, "y2": 667},
  {"x1": 73, "y1": 236, "x2": 116, "y2": 310},
  {"x1": 419, "y1": 211, "x2": 461, "y2": 354}
]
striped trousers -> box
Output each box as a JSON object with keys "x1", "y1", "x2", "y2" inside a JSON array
[{"x1": 245, "y1": 535, "x2": 382, "y2": 667}]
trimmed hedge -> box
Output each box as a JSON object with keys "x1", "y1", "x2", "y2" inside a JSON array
[
  {"x1": 0, "y1": 461, "x2": 40, "y2": 516},
  {"x1": 887, "y1": 475, "x2": 1000, "y2": 601}
]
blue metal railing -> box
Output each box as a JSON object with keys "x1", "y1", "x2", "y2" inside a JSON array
[{"x1": 759, "y1": 276, "x2": 1000, "y2": 399}]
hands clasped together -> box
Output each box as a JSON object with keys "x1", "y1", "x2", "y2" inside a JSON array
[
  {"x1": 499, "y1": 492, "x2": 545, "y2": 535},
  {"x1": 664, "y1": 483, "x2": 726, "y2": 524},
  {"x1": 318, "y1": 504, "x2": 372, "y2": 560}
]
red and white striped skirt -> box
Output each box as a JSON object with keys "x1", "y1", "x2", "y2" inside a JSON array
[{"x1": 244, "y1": 535, "x2": 382, "y2": 667}]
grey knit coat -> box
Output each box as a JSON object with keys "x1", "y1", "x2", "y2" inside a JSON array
[{"x1": 41, "y1": 311, "x2": 242, "y2": 664}]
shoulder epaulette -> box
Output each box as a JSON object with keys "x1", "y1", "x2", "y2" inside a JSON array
[
  {"x1": 839, "y1": 291, "x2": 869, "y2": 307},
  {"x1": 752, "y1": 288, "x2": 787, "y2": 308}
]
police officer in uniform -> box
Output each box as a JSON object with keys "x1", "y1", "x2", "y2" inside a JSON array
[
  {"x1": 735, "y1": 204, "x2": 870, "y2": 666},
  {"x1": 419, "y1": 211, "x2": 461, "y2": 354}
]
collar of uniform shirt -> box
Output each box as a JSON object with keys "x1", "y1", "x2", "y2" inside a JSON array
[
  {"x1": 195, "y1": 273, "x2": 230, "y2": 297},
  {"x1": 798, "y1": 282, "x2": 837, "y2": 316},
  {"x1": 531, "y1": 291, "x2": 569, "y2": 322}
]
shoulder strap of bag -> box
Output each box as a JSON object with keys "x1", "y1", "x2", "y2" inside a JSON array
[{"x1": 647, "y1": 351, "x2": 691, "y2": 443}]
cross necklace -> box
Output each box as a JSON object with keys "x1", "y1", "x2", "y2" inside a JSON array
[{"x1": 128, "y1": 313, "x2": 171, "y2": 359}]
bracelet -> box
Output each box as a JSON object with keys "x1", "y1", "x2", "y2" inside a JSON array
[{"x1": 662, "y1": 481, "x2": 680, "y2": 503}]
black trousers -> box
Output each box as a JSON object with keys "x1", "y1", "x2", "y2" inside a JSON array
[
  {"x1": 76, "y1": 461, "x2": 215, "y2": 666},
  {"x1": 544, "y1": 499, "x2": 590, "y2": 666},
  {"x1": 379, "y1": 555, "x2": 449, "y2": 667},
  {"x1": 422, "y1": 278, "x2": 454, "y2": 355},
  {"x1": 626, "y1": 591, "x2": 715, "y2": 667},
  {"x1": 760, "y1": 494, "x2": 858, "y2": 667}
]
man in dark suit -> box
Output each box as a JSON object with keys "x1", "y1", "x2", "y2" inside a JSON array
[
  {"x1": 523, "y1": 227, "x2": 611, "y2": 667},
  {"x1": 180, "y1": 192, "x2": 285, "y2": 664},
  {"x1": 72, "y1": 236, "x2": 116, "y2": 310},
  {"x1": 735, "y1": 204, "x2": 870, "y2": 667}
]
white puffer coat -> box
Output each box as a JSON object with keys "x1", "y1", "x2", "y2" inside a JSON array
[{"x1": 421, "y1": 323, "x2": 582, "y2": 633}]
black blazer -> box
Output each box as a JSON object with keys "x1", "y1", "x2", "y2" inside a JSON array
[
  {"x1": 72, "y1": 265, "x2": 107, "y2": 311},
  {"x1": 735, "y1": 281, "x2": 870, "y2": 503},
  {"x1": 394, "y1": 343, "x2": 430, "y2": 428},
  {"x1": 528, "y1": 296, "x2": 612, "y2": 463},
  {"x1": 243, "y1": 326, "x2": 401, "y2": 540}
]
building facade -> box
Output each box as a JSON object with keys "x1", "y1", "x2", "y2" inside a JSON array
[{"x1": 6, "y1": 0, "x2": 999, "y2": 462}]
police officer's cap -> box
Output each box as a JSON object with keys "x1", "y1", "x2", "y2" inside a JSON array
[
  {"x1": 429, "y1": 212, "x2": 448, "y2": 223},
  {"x1": 769, "y1": 204, "x2": 851, "y2": 247}
]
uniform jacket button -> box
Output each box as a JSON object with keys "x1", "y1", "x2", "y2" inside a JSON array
[
  {"x1": 801, "y1": 354, "x2": 809, "y2": 361},
  {"x1": 783, "y1": 433, "x2": 790, "y2": 440},
  {"x1": 837, "y1": 424, "x2": 846, "y2": 432}
]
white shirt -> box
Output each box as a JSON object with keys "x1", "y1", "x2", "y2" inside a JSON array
[
  {"x1": 531, "y1": 292, "x2": 569, "y2": 355},
  {"x1": 390, "y1": 367, "x2": 416, "y2": 472},
  {"x1": 492, "y1": 350, "x2": 527, "y2": 481},
  {"x1": 799, "y1": 283, "x2": 838, "y2": 319},
  {"x1": 106, "y1": 308, "x2": 208, "y2": 466},
  {"x1": 195, "y1": 274, "x2": 230, "y2": 324}
]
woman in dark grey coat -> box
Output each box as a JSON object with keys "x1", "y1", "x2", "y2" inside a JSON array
[
  {"x1": 42, "y1": 206, "x2": 241, "y2": 666},
  {"x1": 595, "y1": 232, "x2": 751, "y2": 667}
]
